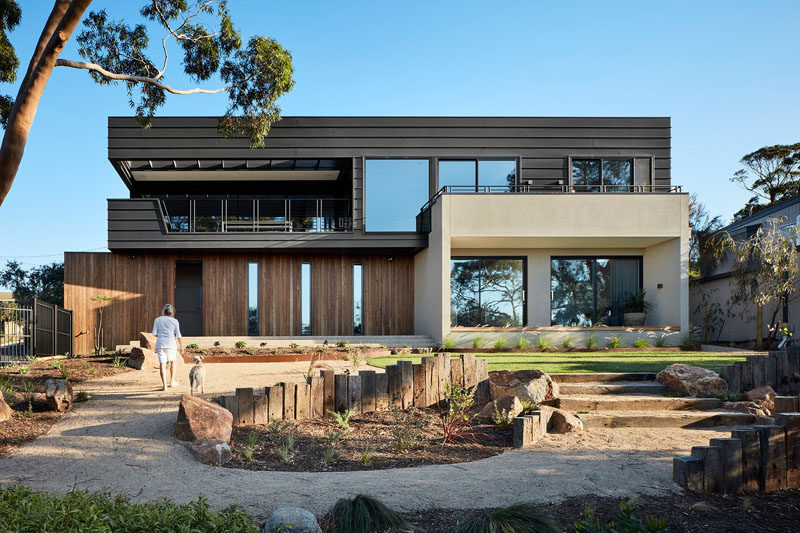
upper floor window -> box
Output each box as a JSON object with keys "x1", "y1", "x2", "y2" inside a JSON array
[
  {"x1": 439, "y1": 159, "x2": 516, "y2": 192},
  {"x1": 571, "y1": 158, "x2": 652, "y2": 192},
  {"x1": 365, "y1": 159, "x2": 429, "y2": 232}
]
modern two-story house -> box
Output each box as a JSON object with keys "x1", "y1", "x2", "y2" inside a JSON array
[{"x1": 64, "y1": 116, "x2": 688, "y2": 354}]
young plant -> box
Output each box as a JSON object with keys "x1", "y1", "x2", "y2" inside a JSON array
[
  {"x1": 607, "y1": 335, "x2": 623, "y2": 349},
  {"x1": 360, "y1": 447, "x2": 375, "y2": 467},
  {"x1": 49, "y1": 360, "x2": 62, "y2": 370},
  {"x1": 390, "y1": 406, "x2": 425, "y2": 451},
  {"x1": 456, "y1": 502, "x2": 559, "y2": 533},
  {"x1": 573, "y1": 498, "x2": 668, "y2": 533},
  {"x1": 266, "y1": 418, "x2": 294, "y2": 436},
  {"x1": 520, "y1": 400, "x2": 538, "y2": 415},
  {"x1": 537, "y1": 335, "x2": 552, "y2": 349},
  {"x1": 346, "y1": 347, "x2": 365, "y2": 367},
  {"x1": 17, "y1": 366, "x2": 29, "y2": 375},
  {"x1": 243, "y1": 431, "x2": 259, "y2": 462},
  {"x1": 59, "y1": 367, "x2": 69, "y2": 380},
  {"x1": 654, "y1": 335, "x2": 668, "y2": 348},
  {"x1": 111, "y1": 356, "x2": 126, "y2": 368},
  {"x1": 439, "y1": 334, "x2": 457, "y2": 350},
  {"x1": 275, "y1": 445, "x2": 293, "y2": 463},
  {"x1": 513, "y1": 335, "x2": 530, "y2": 349},
  {"x1": 65, "y1": 351, "x2": 78, "y2": 359},
  {"x1": 336, "y1": 340, "x2": 348, "y2": 348},
  {"x1": 328, "y1": 409, "x2": 354, "y2": 431},
  {"x1": 440, "y1": 383, "x2": 477, "y2": 443},
  {"x1": 74, "y1": 391, "x2": 89, "y2": 402},
  {"x1": 633, "y1": 336, "x2": 651, "y2": 349},
  {"x1": 185, "y1": 343, "x2": 199, "y2": 349},
  {"x1": 25, "y1": 355, "x2": 38, "y2": 363},
  {"x1": 289, "y1": 342, "x2": 299, "y2": 350},
  {"x1": 491, "y1": 401, "x2": 514, "y2": 431},
  {"x1": 586, "y1": 334, "x2": 598, "y2": 350},
  {"x1": 471, "y1": 335, "x2": 484, "y2": 349},
  {"x1": 235, "y1": 340, "x2": 247, "y2": 349},
  {"x1": 682, "y1": 327, "x2": 699, "y2": 348},
  {"x1": 561, "y1": 336, "x2": 574, "y2": 349},
  {"x1": 327, "y1": 430, "x2": 349, "y2": 445},
  {"x1": 493, "y1": 335, "x2": 508, "y2": 350},
  {"x1": 89, "y1": 294, "x2": 113, "y2": 356},
  {"x1": 327, "y1": 494, "x2": 409, "y2": 533},
  {"x1": 322, "y1": 446, "x2": 340, "y2": 466}
]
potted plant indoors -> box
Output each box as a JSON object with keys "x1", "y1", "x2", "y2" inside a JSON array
[{"x1": 623, "y1": 289, "x2": 652, "y2": 326}]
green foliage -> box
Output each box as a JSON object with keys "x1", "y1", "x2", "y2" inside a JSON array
[
  {"x1": 573, "y1": 498, "x2": 668, "y2": 533},
  {"x1": 390, "y1": 406, "x2": 425, "y2": 451},
  {"x1": 235, "y1": 340, "x2": 246, "y2": 349},
  {"x1": 561, "y1": 336, "x2": 574, "y2": 349},
  {"x1": 266, "y1": 418, "x2": 294, "y2": 436},
  {"x1": 65, "y1": 351, "x2": 78, "y2": 359},
  {"x1": 60, "y1": 367, "x2": 70, "y2": 380},
  {"x1": 336, "y1": 340, "x2": 349, "y2": 347},
  {"x1": 520, "y1": 400, "x2": 538, "y2": 415},
  {"x1": 730, "y1": 143, "x2": 800, "y2": 221},
  {"x1": 586, "y1": 334, "x2": 598, "y2": 350},
  {"x1": 472, "y1": 335, "x2": 484, "y2": 349},
  {"x1": 323, "y1": 446, "x2": 340, "y2": 466},
  {"x1": 185, "y1": 343, "x2": 199, "y2": 349},
  {"x1": 327, "y1": 494, "x2": 408, "y2": 533},
  {"x1": 327, "y1": 430, "x2": 349, "y2": 445},
  {"x1": 513, "y1": 335, "x2": 530, "y2": 349},
  {"x1": 0, "y1": 260, "x2": 64, "y2": 307},
  {"x1": 360, "y1": 446, "x2": 375, "y2": 467},
  {"x1": 654, "y1": 335, "x2": 668, "y2": 348},
  {"x1": 439, "y1": 334, "x2": 457, "y2": 350},
  {"x1": 537, "y1": 335, "x2": 552, "y2": 349},
  {"x1": 624, "y1": 289, "x2": 653, "y2": 314},
  {"x1": 711, "y1": 391, "x2": 743, "y2": 402},
  {"x1": 663, "y1": 390, "x2": 687, "y2": 398},
  {"x1": 493, "y1": 336, "x2": 508, "y2": 350},
  {"x1": 243, "y1": 431, "x2": 259, "y2": 462},
  {"x1": 111, "y1": 355, "x2": 127, "y2": 368},
  {"x1": 17, "y1": 365, "x2": 28, "y2": 375},
  {"x1": 0, "y1": 485, "x2": 259, "y2": 532},
  {"x1": 328, "y1": 409, "x2": 354, "y2": 431},
  {"x1": 74, "y1": 391, "x2": 89, "y2": 403},
  {"x1": 607, "y1": 335, "x2": 623, "y2": 349},
  {"x1": 682, "y1": 328, "x2": 699, "y2": 347},
  {"x1": 50, "y1": 360, "x2": 62, "y2": 370},
  {"x1": 491, "y1": 401, "x2": 514, "y2": 431},
  {"x1": 633, "y1": 337, "x2": 651, "y2": 349},
  {"x1": 440, "y1": 383, "x2": 476, "y2": 443},
  {"x1": 25, "y1": 355, "x2": 37, "y2": 363},
  {"x1": 455, "y1": 502, "x2": 559, "y2": 533},
  {"x1": 289, "y1": 342, "x2": 299, "y2": 350},
  {"x1": 346, "y1": 347, "x2": 365, "y2": 367}
]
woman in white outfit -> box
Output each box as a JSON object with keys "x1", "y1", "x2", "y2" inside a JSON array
[{"x1": 151, "y1": 304, "x2": 184, "y2": 391}]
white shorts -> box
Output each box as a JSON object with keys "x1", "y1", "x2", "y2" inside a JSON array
[{"x1": 156, "y1": 347, "x2": 178, "y2": 364}]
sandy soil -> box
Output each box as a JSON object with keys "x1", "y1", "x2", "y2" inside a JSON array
[{"x1": 0, "y1": 360, "x2": 737, "y2": 521}]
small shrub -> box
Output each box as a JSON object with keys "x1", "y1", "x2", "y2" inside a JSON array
[
  {"x1": 440, "y1": 383, "x2": 476, "y2": 443},
  {"x1": 185, "y1": 343, "x2": 199, "y2": 349},
  {"x1": 327, "y1": 430, "x2": 349, "y2": 445},
  {"x1": 50, "y1": 360, "x2": 62, "y2": 370},
  {"x1": 456, "y1": 502, "x2": 559, "y2": 533},
  {"x1": 266, "y1": 418, "x2": 294, "y2": 436},
  {"x1": 607, "y1": 335, "x2": 623, "y2": 349},
  {"x1": 654, "y1": 335, "x2": 668, "y2": 347},
  {"x1": 111, "y1": 356, "x2": 126, "y2": 368},
  {"x1": 491, "y1": 401, "x2": 514, "y2": 431},
  {"x1": 65, "y1": 351, "x2": 79, "y2": 359},
  {"x1": 586, "y1": 334, "x2": 598, "y2": 350},
  {"x1": 439, "y1": 334, "x2": 457, "y2": 350},
  {"x1": 633, "y1": 337, "x2": 651, "y2": 349},
  {"x1": 537, "y1": 335, "x2": 552, "y2": 349},
  {"x1": 235, "y1": 341, "x2": 246, "y2": 349},
  {"x1": 289, "y1": 342, "x2": 299, "y2": 350},
  {"x1": 328, "y1": 409, "x2": 354, "y2": 431},
  {"x1": 326, "y1": 494, "x2": 408, "y2": 533},
  {"x1": 17, "y1": 366, "x2": 29, "y2": 375},
  {"x1": 561, "y1": 336, "x2": 574, "y2": 349},
  {"x1": 360, "y1": 447, "x2": 375, "y2": 467},
  {"x1": 346, "y1": 347, "x2": 365, "y2": 367},
  {"x1": 391, "y1": 406, "x2": 425, "y2": 451},
  {"x1": 25, "y1": 355, "x2": 38, "y2": 363},
  {"x1": 573, "y1": 498, "x2": 668, "y2": 533},
  {"x1": 492, "y1": 335, "x2": 508, "y2": 350},
  {"x1": 60, "y1": 367, "x2": 69, "y2": 380},
  {"x1": 520, "y1": 400, "x2": 538, "y2": 415},
  {"x1": 323, "y1": 446, "x2": 340, "y2": 465},
  {"x1": 336, "y1": 340, "x2": 348, "y2": 347},
  {"x1": 243, "y1": 431, "x2": 259, "y2": 462},
  {"x1": 514, "y1": 335, "x2": 530, "y2": 349},
  {"x1": 471, "y1": 335, "x2": 484, "y2": 349},
  {"x1": 275, "y1": 445, "x2": 293, "y2": 463},
  {"x1": 682, "y1": 328, "x2": 699, "y2": 347},
  {"x1": 74, "y1": 391, "x2": 89, "y2": 402}
]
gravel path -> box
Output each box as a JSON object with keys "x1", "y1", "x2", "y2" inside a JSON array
[{"x1": 0, "y1": 361, "x2": 732, "y2": 521}]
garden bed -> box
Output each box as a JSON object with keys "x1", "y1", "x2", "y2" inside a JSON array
[
  {"x1": 225, "y1": 408, "x2": 512, "y2": 472},
  {"x1": 442, "y1": 345, "x2": 694, "y2": 353},
  {"x1": 182, "y1": 346, "x2": 386, "y2": 364}
]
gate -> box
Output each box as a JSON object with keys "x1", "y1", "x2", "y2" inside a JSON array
[{"x1": 0, "y1": 298, "x2": 73, "y2": 365}]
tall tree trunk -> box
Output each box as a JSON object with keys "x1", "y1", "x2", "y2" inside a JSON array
[{"x1": 0, "y1": 0, "x2": 92, "y2": 206}]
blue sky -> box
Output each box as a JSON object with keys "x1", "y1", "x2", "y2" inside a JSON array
[{"x1": 0, "y1": 0, "x2": 799, "y2": 284}]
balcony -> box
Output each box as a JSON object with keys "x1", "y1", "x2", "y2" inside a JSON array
[{"x1": 160, "y1": 197, "x2": 352, "y2": 233}]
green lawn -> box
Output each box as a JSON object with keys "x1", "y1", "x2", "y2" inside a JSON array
[{"x1": 367, "y1": 351, "x2": 751, "y2": 374}]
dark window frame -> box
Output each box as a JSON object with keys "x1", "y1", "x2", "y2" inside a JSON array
[
  {"x1": 568, "y1": 156, "x2": 654, "y2": 191},
  {"x1": 450, "y1": 255, "x2": 528, "y2": 327},
  {"x1": 436, "y1": 157, "x2": 520, "y2": 191},
  {"x1": 363, "y1": 157, "x2": 433, "y2": 233}
]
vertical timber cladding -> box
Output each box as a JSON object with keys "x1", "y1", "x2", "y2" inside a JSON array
[{"x1": 66, "y1": 252, "x2": 414, "y2": 353}]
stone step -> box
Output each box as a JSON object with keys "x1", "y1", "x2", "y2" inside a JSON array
[
  {"x1": 549, "y1": 372, "x2": 657, "y2": 384},
  {"x1": 559, "y1": 381, "x2": 667, "y2": 395},
  {"x1": 577, "y1": 411, "x2": 756, "y2": 429},
  {"x1": 558, "y1": 395, "x2": 723, "y2": 412}
]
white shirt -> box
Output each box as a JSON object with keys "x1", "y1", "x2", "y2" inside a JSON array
[{"x1": 152, "y1": 315, "x2": 182, "y2": 350}]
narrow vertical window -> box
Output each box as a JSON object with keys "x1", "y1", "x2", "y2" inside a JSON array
[
  {"x1": 353, "y1": 263, "x2": 364, "y2": 335},
  {"x1": 301, "y1": 262, "x2": 311, "y2": 335},
  {"x1": 248, "y1": 262, "x2": 258, "y2": 336}
]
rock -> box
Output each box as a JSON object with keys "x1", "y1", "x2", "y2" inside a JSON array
[
  {"x1": 489, "y1": 370, "x2": 559, "y2": 404},
  {"x1": 0, "y1": 394, "x2": 12, "y2": 422},
  {"x1": 550, "y1": 409, "x2": 585, "y2": 433},
  {"x1": 477, "y1": 395, "x2": 523, "y2": 422},
  {"x1": 185, "y1": 439, "x2": 232, "y2": 466},
  {"x1": 723, "y1": 401, "x2": 771, "y2": 417},
  {"x1": 263, "y1": 507, "x2": 322, "y2": 533},
  {"x1": 127, "y1": 346, "x2": 160, "y2": 370},
  {"x1": 174, "y1": 394, "x2": 233, "y2": 442},
  {"x1": 45, "y1": 379, "x2": 73, "y2": 412},
  {"x1": 138, "y1": 331, "x2": 156, "y2": 351},
  {"x1": 690, "y1": 502, "x2": 721, "y2": 514},
  {"x1": 744, "y1": 386, "x2": 777, "y2": 415},
  {"x1": 655, "y1": 364, "x2": 728, "y2": 397}
]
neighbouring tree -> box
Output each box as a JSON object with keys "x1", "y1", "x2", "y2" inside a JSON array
[
  {"x1": 450, "y1": 259, "x2": 525, "y2": 327},
  {"x1": 0, "y1": 260, "x2": 64, "y2": 306},
  {"x1": 688, "y1": 193, "x2": 723, "y2": 279},
  {"x1": 0, "y1": 0, "x2": 294, "y2": 206},
  {"x1": 725, "y1": 216, "x2": 798, "y2": 348},
  {"x1": 731, "y1": 143, "x2": 800, "y2": 221}
]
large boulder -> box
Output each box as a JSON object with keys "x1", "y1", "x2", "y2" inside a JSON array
[
  {"x1": 744, "y1": 386, "x2": 777, "y2": 415},
  {"x1": 549, "y1": 409, "x2": 585, "y2": 433},
  {"x1": 0, "y1": 394, "x2": 12, "y2": 422},
  {"x1": 489, "y1": 370, "x2": 559, "y2": 404},
  {"x1": 128, "y1": 346, "x2": 160, "y2": 370},
  {"x1": 174, "y1": 395, "x2": 233, "y2": 443},
  {"x1": 477, "y1": 395, "x2": 523, "y2": 422},
  {"x1": 655, "y1": 364, "x2": 727, "y2": 397},
  {"x1": 45, "y1": 379, "x2": 73, "y2": 412},
  {"x1": 185, "y1": 439, "x2": 232, "y2": 466},
  {"x1": 138, "y1": 331, "x2": 156, "y2": 351},
  {"x1": 263, "y1": 507, "x2": 322, "y2": 533}
]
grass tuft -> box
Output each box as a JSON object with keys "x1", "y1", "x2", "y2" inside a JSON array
[
  {"x1": 327, "y1": 494, "x2": 408, "y2": 533},
  {"x1": 455, "y1": 502, "x2": 560, "y2": 533}
]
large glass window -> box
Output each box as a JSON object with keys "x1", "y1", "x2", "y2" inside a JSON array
[
  {"x1": 226, "y1": 199, "x2": 255, "y2": 231},
  {"x1": 550, "y1": 257, "x2": 642, "y2": 326},
  {"x1": 194, "y1": 199, "x2": 222, "y2": 232},
  {"x1": 365, "y1": 159, "x2": 429, "y2": 231},
  {"x1": 301, "y1": 262, "x2": 311, "y2": 335},
  {"x1": 571, "y1": 159, "x2": 634, "y2": 192},
  {"x1": 162, "y1": 198, "x2": 190, "y2": 232},
  {"x1": 450, "y1": 257, "x2": 526, "y2": 327},
  {"x1": 248, "y1": 262, "x2": 258, "y2": 335},
  {"x1": 353, "y1": 263, "x2": 363, "y2": 335},
  {"x1": 438, "y1": 159, "x2": 516, "y2": 192}
]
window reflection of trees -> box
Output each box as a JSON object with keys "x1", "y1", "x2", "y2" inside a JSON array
[{"x1": 450, "y1": 258, "x2": 525, "y2": 327}]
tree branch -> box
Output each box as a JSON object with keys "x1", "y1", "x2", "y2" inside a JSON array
[{"x1": 55, "y1": 58, "x2": 232, "y2": 94}]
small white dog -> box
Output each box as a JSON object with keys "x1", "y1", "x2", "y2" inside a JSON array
[{"x1": 189, "y1": 355, "x2": 205, "y2": 395}]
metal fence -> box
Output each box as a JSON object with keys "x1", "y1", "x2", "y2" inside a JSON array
[{"x1": 0, "y1": 298, "x2": 73, "y2": 365}]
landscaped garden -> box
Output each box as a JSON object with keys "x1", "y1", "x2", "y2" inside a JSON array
[{"x1": 368, "y1": 351, "x2": 752, "y2": 374}]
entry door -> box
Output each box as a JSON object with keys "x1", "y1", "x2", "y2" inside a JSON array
[{"x1": 175, "y1": 262, "x2": 203, "y2": 336}]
